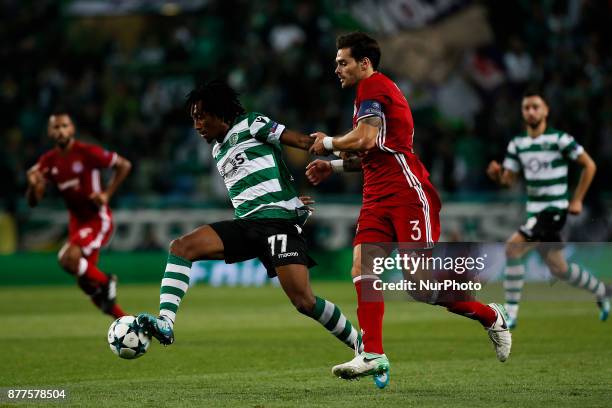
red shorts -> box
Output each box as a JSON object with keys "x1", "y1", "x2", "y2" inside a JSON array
[
  {"x1": 353, "y1": 192, "x2": 441, "y2": 247},
  {"x1": 68, "y1": 206, "x2": 114, "y2": 264}
]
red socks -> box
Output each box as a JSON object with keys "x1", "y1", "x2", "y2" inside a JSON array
[
  {"x1": 353, "y1": 277, "x2": 495, "y2": 355},
  {"x1": 76, "y1": 258, "x2": 125, "y2": 318},
  {"x1": 109, "y1": 304, "x2": 126, "y2": 319},
  {"x1": 354, "y1": 277, "x2": 385, "y2": 354},
  {"x1": 89, "y1": 295, "x2": 126, "y2": 319},
  {"x1": 80, "y1": 258, "x2": 109, "y2": 286},
  {"x1": 442, "y1": 301, "x2": 496, "y2": 328}
]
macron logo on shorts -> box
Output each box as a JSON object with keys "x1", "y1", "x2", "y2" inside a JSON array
[{"x1": 278, "y1": 252, "x2": 299, "y2": 258}]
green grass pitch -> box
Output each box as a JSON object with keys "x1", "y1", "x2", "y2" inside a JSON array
[{"x1": 2, "y1": 282, "x2": 611, "y2": 407}]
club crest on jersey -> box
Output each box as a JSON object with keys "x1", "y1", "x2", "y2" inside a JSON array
[
  {"x1": 229, "y1": 133, "x2": 238, "y2": 146},
  {"x1": 72, "y1": 161, "x2": 83, "y2": 174},
  {"x1": 51, "y1": 167, "x2": 58, "y2": 175},
  {"x1": 525, "y1": 158, "x2": 550, "y2": 173}
]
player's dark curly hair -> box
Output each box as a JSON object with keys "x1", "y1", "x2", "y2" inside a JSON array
[
  {"x1": 186, "y1": 80, "x2": 246, "y2": 124},
  {"x1": 336, "y1": 32, "x2": 381, "y2": 70}
]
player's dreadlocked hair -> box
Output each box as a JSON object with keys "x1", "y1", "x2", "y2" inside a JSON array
[
  {"x1": 336, "y1": 32, "x2": 381, "y2": 70},
  {"x1": 186, "y1": 80, "x2": 246, "y2": 124}
]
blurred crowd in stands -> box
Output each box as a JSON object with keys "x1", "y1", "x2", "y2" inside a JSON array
[{"x1": 1, "y1": 0, "x2": 611, "y2": 216}]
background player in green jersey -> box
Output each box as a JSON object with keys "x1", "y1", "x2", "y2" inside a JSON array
[
  {"x1": 487, "y1": 88, "x2": 610, "y2": 328},
  {"x1": 137, "y1": 81, "x2": 364, "y2": 361}
]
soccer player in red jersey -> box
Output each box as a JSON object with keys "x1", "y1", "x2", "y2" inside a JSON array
[
  {"x1": 26, "y1": 112, "x2": 131, "y2": 319},
  {"x1": 307, "y1": 33, "x2": 511, "y2": 387}
]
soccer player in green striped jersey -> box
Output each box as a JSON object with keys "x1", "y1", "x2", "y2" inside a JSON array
[
  {"x1": 137, "y1": 80, "x2": 364, "y2": 361},
  {"x1": 487, "y1": 88, "x2": 609, "y2": 328}
]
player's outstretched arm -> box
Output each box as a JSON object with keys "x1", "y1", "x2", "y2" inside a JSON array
[
  {"x1": 486, "y1": 160, "x2": 517, "y2": 188},
  {"x1": 90, "y1": 155, "x2": 132, "y2": 206},
  {"x1": 305, "y1": 155, "x2": 362, "y2": 186},
  {"x1": 305, "y1": 160, "x2": 332, "y2": 185},
  {"x1": 309, "y1": 117, "x2": 380, "y2": 155},
  {"x1": 25, "y1": 164, "x2": 46, "y2": 207},
  {"x1": 280, "y1": 129, "x2": 315, "y2": 151},
  {"x1": 568, "y1": 151, "x2": 596, "y2": 214},
  {"x1": 339, "y1": 153, "x2": 362, "y2": 171}
]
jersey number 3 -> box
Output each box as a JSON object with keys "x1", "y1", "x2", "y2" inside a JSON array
[{"x1": 410, "y1": 220, "x2": 421, "y2": 241}]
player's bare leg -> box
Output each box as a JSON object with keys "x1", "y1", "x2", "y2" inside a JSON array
[
  {"x1": 275, "y1": 264, "x2": 316, "y2": 314},
  {"x1": 57, "y1": 242, "x2": 125, "y2": 318},
  {"x1": 503, "y1": 233, "x2": 538, "y2": 328},
  {"x1": 275, "y1": 264, "x2": 362, "y2": 353},
  {"x1": 137, "y1": 225, "x2": 224, "y2": 345},
  {"x1": 542, "y1": 248, "x2": 610, "y2": 321}
]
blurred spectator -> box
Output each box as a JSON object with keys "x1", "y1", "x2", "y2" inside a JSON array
[
  {"x1": 503, "y1": 36, "x2": 533, "y2": 91},
  {"x1": 2, "y1": 0, "x2": 610, "y2": 219}
]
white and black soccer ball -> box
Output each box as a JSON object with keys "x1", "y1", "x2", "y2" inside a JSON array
[{"x1": 107, "y1": 316, "x2": 151, "y2": 359}]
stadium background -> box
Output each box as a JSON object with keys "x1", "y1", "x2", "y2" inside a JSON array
[
  {"x1": 1, "y1": 0, "x2": 611, "y2": 284},
  {"x1": 1, "y1": 2, "x2": 612, "y2": 407}
]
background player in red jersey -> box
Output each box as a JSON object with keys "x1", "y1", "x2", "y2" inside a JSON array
[
  {"x1": 26, "y1": 112, "x2": 131, "y2": 319},
  {"x1": 307, "y1": 32, "x2": 511, "y2": 387}
]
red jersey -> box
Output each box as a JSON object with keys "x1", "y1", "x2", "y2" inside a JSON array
[
  {"x1": 353, "y1": 72, "x2": 439, "y2": 209},
  {"x1": 38, "y1": 140, "x2": 118, "y2": 221}
]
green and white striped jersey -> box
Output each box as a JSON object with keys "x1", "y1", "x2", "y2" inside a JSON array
[
  {"x1": 502, "y1": 127, "x2": 583, "y2": 217},
  {"x1": 212, "y1": 112, "x2": 306, "y2": 222}
]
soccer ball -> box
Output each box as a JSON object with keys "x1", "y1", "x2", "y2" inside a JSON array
[{"x1": 107, "y1": 316, "x2": 151, "y2": 359}]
